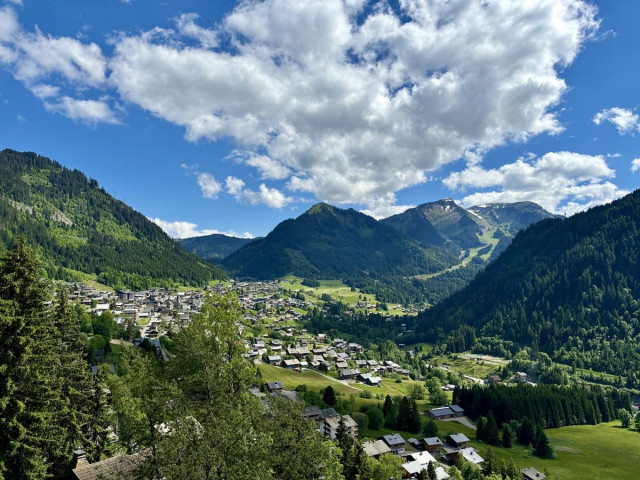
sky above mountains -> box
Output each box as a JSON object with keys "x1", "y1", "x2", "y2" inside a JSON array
[{"x1": 1, "y1": 0, "x2": 639, "y2": 238}]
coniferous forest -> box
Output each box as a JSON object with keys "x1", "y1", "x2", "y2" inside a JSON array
[
  {"x1": 417, "y1": 189, "x2": 640, "y2": 379},
  {"x1": 0, "y1": 150, "x2": 225, "y2": 290}
]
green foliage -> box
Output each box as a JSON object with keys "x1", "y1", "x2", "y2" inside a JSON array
[
  {"x1": 367, "y1": 407, "x2": 384, "y2": 430},
  {"x1": 502, "y1": 423, "x2": 514, "y2": 448},
  {"x1": 618, "y1": 408, "x2": 632, "y2": 428},
  {"x1": 0, "y1": 149, "x2": 225, "y2": 289},
  {"x1": 109, "y1": 292, "x2": 344, "y2": 479},
  {"x1": 178, "y1": 233, "x2": 253, "y2": 261},
  {"x1": 0, "y1": 237, "x2": 97, "y2": 479},
  {"x1": 323, "y1": 385, "x2": 337, "y2": 406},
  {"x1": 454, "y1": 383, "x2": 619, "y2": 429},
  {"x1": 421, "y1": 418, "x2": 439, "y2": 438}
]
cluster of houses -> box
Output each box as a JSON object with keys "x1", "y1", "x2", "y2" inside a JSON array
[
  {"x1": 63, "y1": 282, "x2": 207, "y2": 338},
  {"x1": 248, "y1": 332, "x2": 413, "y2": 387}
]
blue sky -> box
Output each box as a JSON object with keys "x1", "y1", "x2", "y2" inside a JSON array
[{"x1": 1, "y1": 0, "x2": 639, "y2": 238}]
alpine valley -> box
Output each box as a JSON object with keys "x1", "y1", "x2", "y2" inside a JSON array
[{"x1": 2, "y1": 149, "x2": 640, "y2": 480}]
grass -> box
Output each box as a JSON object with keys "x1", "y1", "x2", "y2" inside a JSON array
[
  {"x1": 465, "y1": 421, "x2": 640, "y2": 480},
  {"x1": 428, "y1": 353, "x2": 504, "y2": 379},
  {"x1": 258, "y1": 363, "x2": 361, "y2": 395}
]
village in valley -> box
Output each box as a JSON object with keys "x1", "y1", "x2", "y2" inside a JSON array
[{"x1": 66, "y1": 278, "x2": 549, "y2": 480}]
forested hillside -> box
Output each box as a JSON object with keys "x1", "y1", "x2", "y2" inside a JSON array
[
  {"x1": 417, "y1": 189, "x2": 640, "y2": 379},
  {"x1": 223, "y1": 202, "x2": 458, "y2": 280},
  {"x1": 0, "y1": 150, "x2": 225, "y2": 289},
  {"x1": 178, "y1": 233, "x2": 254, "y2": 261}
]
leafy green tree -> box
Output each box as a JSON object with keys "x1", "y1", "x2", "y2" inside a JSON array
[
  {"x1": 383, "y1": 395, "x2": 397, "y2": 428},
  {"x1": 426, "y1": 460, "x2": 437, "y2": 480},
  {"x1": 476, "y1": 416, "x2": 487, "y2": 441},
  {"x1": 534, "y1": 427, "x2": 555, "y2": 459},
  {"x1": 352, "y1": 412, "x2": 369, "y2": 436},
  {"x1": 421, "y1": 418, "x2": 439, "y2": 438},
  {"x1": 367, "y1": 407, "x2": 384, "y2": 430},
  {"x1": 618, "y1": 408, "x2": 632, "y2": 428},
  {"x1": 408, "y1": 383, "x2": 426, "y2": 401},
  {"x1": 518, "y1": 417, "x2": 535, "y2": 446},
  {"x1": 111, "y1": 292, "x2": 344, "y2": 480},
  {"x1": 372, "y1": 454, "x2": 403, "y2": 480}
]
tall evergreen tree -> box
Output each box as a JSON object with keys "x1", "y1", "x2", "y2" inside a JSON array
[
  {"x1": 0, "y1": 236, "x2": 63, "y2": 479},
  {"x1": 502, "y1": 423, "x2": 514, "y2": 448},
  {"x1": 485, "y1": 410, "x2": 499, "y2": 445}
]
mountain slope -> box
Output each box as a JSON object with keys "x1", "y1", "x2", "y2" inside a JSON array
[
  {"x1": 222, "y1": 203, "x2": 458, "y2": 280},
  {"x1": 417, "y1": 190, "x2": 640, "y2": 378},
  {"x1": 179, "y1": 234, "x2": 254, "y2": 261},
  {"x1": 468, "y1": 201, "x2": 562, "y2": 234},
  {"x1": 382, "y1": 199, "x2": 482, "y2": 249},
  {"x1": 0, "y1": 149, "x2": 225, "y2": 289}
]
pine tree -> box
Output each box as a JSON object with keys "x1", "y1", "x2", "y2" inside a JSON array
[
  {"x1": 0, "y1": 237, "x2": 69, "y2": 479},
  {"x1": 323, "y1": 385, "x2": 337, "y2": 406},
  {"x1": 482, "y1": 447, "x2": 498, "y2": 476},
  {"x1": 502, "y1": 423, "x2": 514, "y2": 448},
  {"x1": 51, "y1": 288, "x2": 96, "y2": 468},
  {"x1": 485, "y1": 410, "x2": 499, "y2": 445},
  {"x1": 426, "y1": 460, "x2": 437, "y2": 480}
]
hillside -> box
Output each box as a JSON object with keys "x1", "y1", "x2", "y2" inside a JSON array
[
  {"x1": 468, "y1": 201, "x2": 562, "y2": 234},
  {"x1": 416, "y1": 189, "x2": 640, "y2": 379},
  {"x1": 179, "y1": 233, "x2": 254, "y2": 261},
  {"x1": 222, "y1": 203, "x2": 458, "y2": 280},
  {"x1": 382, "y1": 198, "x2": 482, "y2": 249},
  {"x1": 0, "y1": 149, "x2": 225, "y2": 289}
]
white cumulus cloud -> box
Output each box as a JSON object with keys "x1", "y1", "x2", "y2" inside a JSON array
[
  {"x1": 150, "y1": 217, "x2": 254, "y2": 239},
  {"x1": 45, "y1": 96, "x2": 119, "y2": 124},
  {"x1": 444, "y1": 151, "x2": 628, "y2": 215},
  {"x1": 0, "y1": 2, "x2": 605, "y2": 209},
  {"x1": 593, "y1": 107, "x2": 640, "y2": 135},
  {"x1": 225, "y1": 176, "x2": 291, "y2": 208},
  {"x1": 106, "y1": 0, "x2": 598, "y2": 208},
  {"x1": 197, "y1": 172, "x2": 222, "y2": 199},
  {"x1": 631, "y1": 158, "x2": 640, "y2": 173}
]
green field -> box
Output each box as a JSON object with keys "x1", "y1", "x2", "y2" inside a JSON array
[
  {"x1": 468, "y1": 421, "x2": 640, "y2": 480},
  {"x1": 280, "y1": 278, "x2": 409, "y2": 314}
]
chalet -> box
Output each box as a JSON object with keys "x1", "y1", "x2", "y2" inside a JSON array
[
  {"x1": 514, "y1": 372, "x2": 528, "y2": 382},
  {"x1": 267, "y1": 355, "x2": 282, "y2": 365},
  {"x1": 302, "y1": 405, "x2": 322, "y2": 423},
  {"x1": 383, "y1": 433, "x2": 406, "y2": 454},
  {"x1": 423, "y1": 436, "x2": 444, "y2": 453},
  {"x1": 445, "y1": 433, "x2": 469, "y2": 449},
  {"x1": 521, "y1": 467, "x2": 547, "y2": 480},
  {"x1": 428, "y1": 405, "x2": 464, "y2": 420},
  {"x1": 362, "y1": 439, "x2": 392, "y2": 458},
  {"x1": 486, "y1": 374, "x2": 502, "y2": 384},
  {"x1": 340, "y1": 369, "x2": 360, "y2": 380},
  {"x1": 282, "y1": 359, "x2": 301, "y2": 369},
  {"x1": 401, "y1": 451, "x2": 449, "y2": 480},
  {"x1": 358, "y1": 372, "x2": 382, "y2": 386}
]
